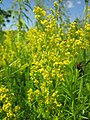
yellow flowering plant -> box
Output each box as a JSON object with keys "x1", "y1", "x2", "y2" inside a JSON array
[
  {"x1": 0, "y1": 0, "x2": 90, "y2": 119},
  {"x1": 0, "y1": 85, "x2": 20, "y2": 120}
]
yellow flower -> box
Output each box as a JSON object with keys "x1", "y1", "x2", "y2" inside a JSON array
[
  {"x1": 2, "y1": 103, "x2": 12, "y2": 111},
  {"x1": 40, "y1": 20, "x2": 48, "y2": 25},
  {"x1": 54, "y1": 1, "x2": 58, "y2": 7},
  {"x1": 35, "y1": 15, "x2": 40, "y2": 19},
  {"x1": 45, "y1": 97, "x2": 50, "y2": 104},
  {"x1": 63, "y1": 59, "x2": 71, "y2": 65},
  {"x1": 65, "y1": 52, "x2": 70, "y2": 56},
  {"x1": 14, "y1": 105, "x2": 20, "y2": 112},
  {"x1": 52, "y1": 91, "x2": 58, "y2": 97},
  {"x1": 34, "y1": 79, "x2": 39, "y2": 84},
  {"x1": 75, "y1": 40, "x2": 82, "y2": 45},
  {"x1": 35, "y1": 89, "x2": 40, "y2": 95},
  {"x1": 7, "y1": 110, "x2": 13, "y2": 118},
  {"x1": 42, "y1": 10, "x2": 46, "y2": 16},
  {"x1": 27, "y1": 88, "x2": 34, "y2": 102},
  {"x1": 57, "y1": 74, "x2": 63, "y2": 78},
  {"x1": 61, "y1": 77, "x2": 65, "y2": 82}
]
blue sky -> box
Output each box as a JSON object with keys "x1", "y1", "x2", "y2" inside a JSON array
[
  {"x1": 0, "y1": 0, "x2": 90, "y2": 30},
  {"x1": 64, "y1": 0, "x2": 90, "y2": 20}
]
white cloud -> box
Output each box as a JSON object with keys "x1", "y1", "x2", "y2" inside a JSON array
[
  {"x1": 77, "y1": 1, "x2": 81, "y2": 4},
  {"x1": 65, "y1": 1, "x2": 74, "y2": 9}
]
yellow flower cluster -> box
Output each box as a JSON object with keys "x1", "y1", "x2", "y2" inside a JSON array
[
  {"x1": 0, "y1": 85, "x2": 20, "y2": 119},
  {"x1": 33, "y1": 6, "x2": 46, "y2": 19},
  {"x1": 0, "y1": 3, "x2": 90, "y2": 119},
  {"x1": 26, "y1": 13, "x2": 89, "y2": 118}
]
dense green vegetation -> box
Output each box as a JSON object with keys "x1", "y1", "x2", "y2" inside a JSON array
[{"x1": 0, "y1": 0, "x2": 90, "y2": 120}]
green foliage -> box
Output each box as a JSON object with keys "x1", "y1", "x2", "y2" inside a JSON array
[
  {"x1": 0, "y1": 1, "x2": 90, "y2": 120},
  {"x1": 10, "y1": 0, "x2": 33, "y2": 31},
  {"x1": 0, "y1": 8, "x2": 11, "y2": 30},
  {"x1": 0, "y1": 0, "x2": 2, "y2": 4}
]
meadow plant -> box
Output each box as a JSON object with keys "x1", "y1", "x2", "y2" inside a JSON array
[{"x1": 0, "y1": 1, "x2": 90, "y2": 120}]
